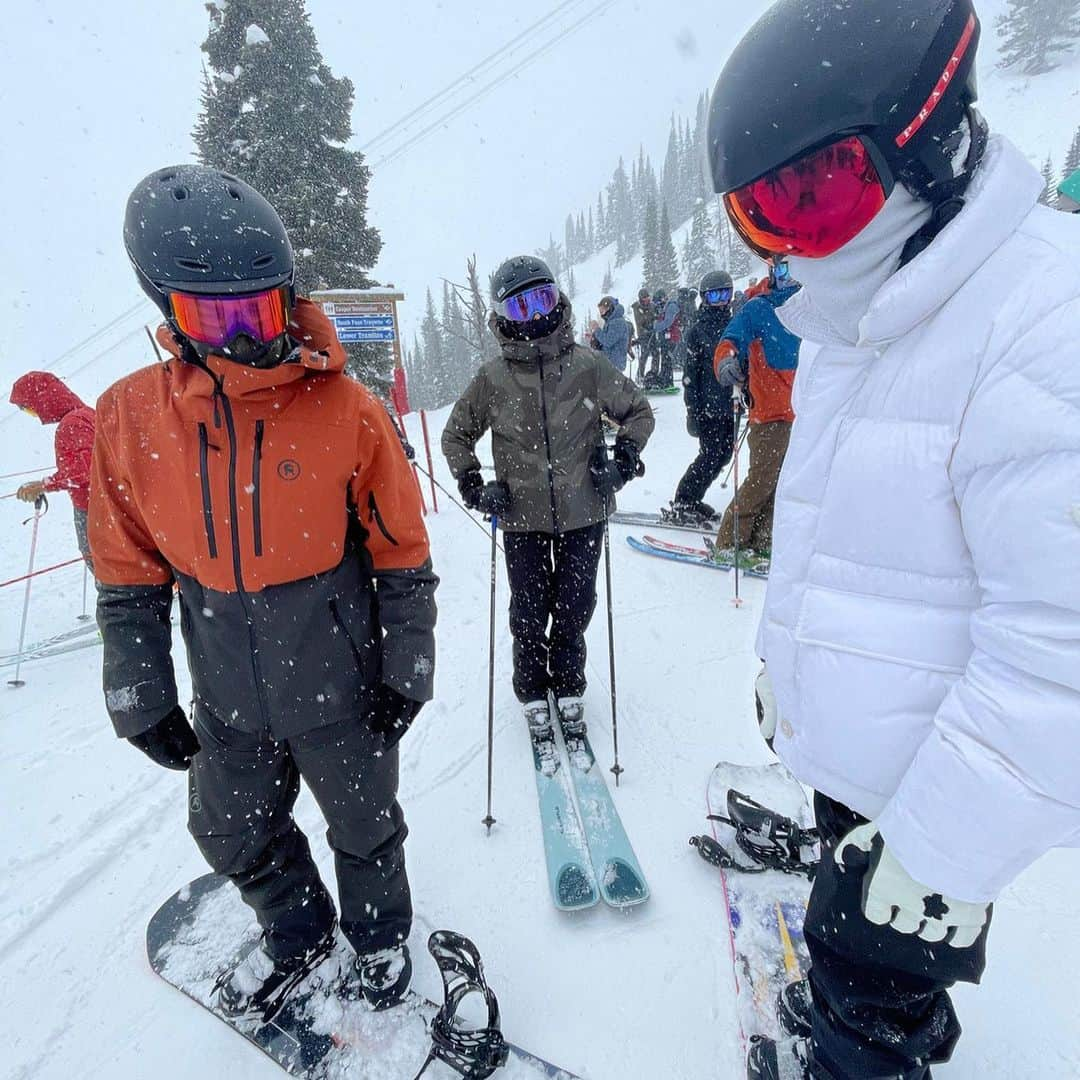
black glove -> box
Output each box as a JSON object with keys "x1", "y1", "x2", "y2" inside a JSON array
[
  {"x1": 476, "y1": 481, "x2": 511, "y2": 516},
  {"x1": 369, "y1": 684, "x2": 423, "y2": 750},
  {"x1": 128, "y1": 706, "x2": 201, "y2": 771},
  {"x1": 590, "y1": 438, "x2": 642, "y2": 497},
  {"x1": 457, "y1": 470, "x2": 483, "y2": 509}
]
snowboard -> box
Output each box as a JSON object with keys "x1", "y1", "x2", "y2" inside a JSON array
[
  {"x1": 700, "y1": 763, "x2": 813, "y2": 1052},
  {"x1": 147, "y1": 874, "x2": 581, "y2": 1079},
  {"x1": 626, "y1": 536, "x2": 770, "y2": 580},
  {"x1": 642, "y1": 385, "x2": 680, "y2": 396}
]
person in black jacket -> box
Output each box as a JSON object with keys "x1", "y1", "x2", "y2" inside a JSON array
[{"x1": 668, "y1": 271, "x2": 736, "y2": 523}]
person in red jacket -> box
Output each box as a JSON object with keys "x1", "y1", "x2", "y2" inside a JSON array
[{"x1": 9, "y1": 372, "x2": 96, "y2": 565}]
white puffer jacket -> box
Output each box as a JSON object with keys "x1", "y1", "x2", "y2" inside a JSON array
[{"x1": 759, "y1": 136, "x2": 1080, "y2": 903}]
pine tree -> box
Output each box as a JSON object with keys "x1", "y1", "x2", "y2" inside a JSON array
[
  {"x1": 998, "y1": 0, "x2": 1080, "y2": 74},
  {"x1": 565, "y1": 214, "x2": 577, "y2": 265},
  {"x1": 656, "y1": 204, "x2": 680, "y2": 289},
  {"x1": 641, "y1": 194, "x2": 660, "y2": 289},
  {"x1": 577, "y1": 211, "x2": 589, "y2": 259},
  {"x1": 420, "y1": 288, "x2": 447, "y2": 403},
  {"x1": 661, "y1": 118, "x2": 682, "y2": 224},
  {"x1": 601, "y1": 264, "x2": 614, "y2": 293},
  {"x1": 1064, "y1": 125, "x2": 1080, "y2": 178},
  {"x1": 194, "y1": 0, "x2": 387, "y2": 387},
  {"x1": 1039, "y1": 155, "x2": 1058, "y2": 206},
  {"x1": 567, "y1": 265, "x2": 578, "y2": 300},
  {"x1": 587, "y1": 205, "x2": 596, "y2": 255},
  {"x1": 684, "y1": 199, "x2": 715, "y2": 285},
  {"x1": 596, "y1": 193, "x2": 609, "y2": 249},
  {"x1": 609, "y1": 157, "x2": 635, "y2": 266}
]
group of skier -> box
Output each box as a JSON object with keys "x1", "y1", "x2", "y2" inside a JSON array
[{"x1": 10, "y1": 0, "x2": 1080, "y2": 1077}]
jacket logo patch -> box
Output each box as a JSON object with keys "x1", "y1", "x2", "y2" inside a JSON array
[{"x1": 278, "y1": 459, "x2": 301, "y2": 481}]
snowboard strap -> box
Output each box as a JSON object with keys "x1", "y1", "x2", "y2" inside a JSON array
[
  {"x1": 413, "y1": 931, "x2": 509, "y2": 1080},
  {"x1": 701, "y1": 790, "x2": 820, "y2": 878}
]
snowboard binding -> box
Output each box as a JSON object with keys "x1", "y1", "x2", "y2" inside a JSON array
[
  {"x1": 413, "y1": 931, "x2": 509, "y2": 1080},
  {"x1": 692, "y1": 790, "x2": 820, "y2": 878}
]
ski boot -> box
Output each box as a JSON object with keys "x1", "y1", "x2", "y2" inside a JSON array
[
  {"x1": 554, "y1": 697, "x2": 587, "y2": 738},
  {"x1": 215, "y1": 923, "x2": 336, "y2": 1023},
  {"x1": 354, "y1": 943, "x2": 412, "y2": 1010},
  {"x1": 746, "y1": 1034, "x2": 811, "y2": 1080},
  {"x1": 524, "y1": 700, "x2": 558, "y2": 776},
  {"x1": 664, "y1": 500, "x2": 717, "y2": 527},
  {"x1": 777, "y1": 978, "x2": 813, "y2": 1039}
]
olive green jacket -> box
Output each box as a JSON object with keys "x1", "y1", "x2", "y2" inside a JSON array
[{"x1": 442, "y1": 304, "x2": 654, "y2": 534}]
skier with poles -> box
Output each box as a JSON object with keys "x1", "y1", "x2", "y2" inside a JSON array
[
  {"x1": 9, "y1": 372, "x2": 96, "y2": 567},
  {"x1": 708, "y1": 1, "x2": 1080, "y2": 1076},
  {"x1": 90, "y1": 164, "x2": 437, "y2": 1022},
  {"x1": 667, "y1": 270, "x2": 737, "y2": 525},
  {"x1": 441, "y1": 254, "x2": 653, "y2": 752},
  {"x1": 712, "y1": 257, "x2": 801, "y2": 566}
]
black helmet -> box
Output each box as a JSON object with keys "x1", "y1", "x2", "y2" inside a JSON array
[
  {"x1": 490, "y1": 255, "x2": 555, "y2": 306},
  {"x1": 700, "y1": 270, "x2": 734, "y2": 296},
  {"x1": 124, "y1": 164, "x2": 294, "y2": 319},
  {"x1": 653, "y1": 288, "x2": 667, "y2": 303},
  {"x1": 638, "y1": 287, "x2": 651, "y2": 300},
  {"x1": 708, "y1": 0, "x2": 984, "y2": 203}
]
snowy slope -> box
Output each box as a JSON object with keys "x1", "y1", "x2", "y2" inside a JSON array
[{"x1": 3, "y1": 394, "x2": 1080, "y2": 1080}]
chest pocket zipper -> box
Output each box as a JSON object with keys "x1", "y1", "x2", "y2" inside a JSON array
[
  {"x1": 367, "y1": 491, "x2": 399, "y2": 546},
  {"x1": 197, "y1": 422, "x2": 218, "y2": 559},
  {"x1": 252, "y1": 420, "x2": 264, "y2": 557}
]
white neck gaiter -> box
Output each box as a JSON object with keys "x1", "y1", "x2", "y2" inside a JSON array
[{"x1": 788, "y1": 184, "x2": 932, "y2": 346}]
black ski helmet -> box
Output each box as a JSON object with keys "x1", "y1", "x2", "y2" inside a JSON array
[
  {"x1": 124, "y1": 164, "x2": 294, "y2": 320},
  {"x1": 490, "y1": 255, "x2": 555, "y2": 306},
  {"x1": 700, "y1": 270, "x2": 734, "y2": 297},
  {"x1": 708, "y1": 0, "x2": 984, "y2": 204}
]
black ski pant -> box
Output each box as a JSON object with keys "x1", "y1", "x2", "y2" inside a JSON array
[
  {"x1": 674, "y1": 414, "x2": 735, "y2": 507},
  {"x1": 188, "y1": 706, "x2": 411, "y2": 961},
  {"x1": 656, "y1": 337, "x2": 675, "y2": 388},
  {"x1": 806, "y1": 793, "x2": 990, "y2": 1080},
  {"x1": 503, "y1": 522, "x2": 604, "y2": 703},
  {"x1": 636, "y1": 332, "x2": 658, "y2": 381}
]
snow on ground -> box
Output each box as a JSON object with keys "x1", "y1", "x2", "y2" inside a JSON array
[{"x1": 3, "y1": 385, "x2": 1079, "y2": 1079}]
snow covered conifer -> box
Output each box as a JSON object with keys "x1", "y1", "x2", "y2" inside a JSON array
[
  {"x1": 194, "y1": 0, "x2": 387, "y2": 386},
  {"x1": 997, "y1": 0, "x2": 1080, "y2": 75},
  {"x1": 1039, "y1": 155, "x2": 1058, "y2": 206},
  {"x1": 641, "y1": 194, "x2": 660, "y2": 289},
  {"x1": 684, "y1": 199, "x2": 714, "y2": 285},
  {"x1": 1064, "y1": 125, "x2": 1080, "y2": 178},
  {"x1": 656, "y1": 204, "x2": 680, "y2": 289}
]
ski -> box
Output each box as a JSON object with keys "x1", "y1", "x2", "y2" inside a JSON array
[
  {"x1": 528, "y1": 725, "x2": 600, "y2": 912},
  {"x1": 553, "y1": 706, "x2": 649, "y2": 909},
  {"x1": 0, "y1": 629, "x2": 103, "y2": 668},
  {"x1": 609, "y1": 510, "x2": 719, "y2": 533},
  {"x1": 148, "y1": 874, "x2": 582, "y2": 1079},
  {"x1": 643, "y1": 535, "x2": 770, "y2": 577},
  {"x1": 626, "y1": 535, "x2": 769, "y2": 579},
  {"x1": 0, "y1": 620, "x2": 100, "y2": 664},
  {"x1": 690, "y1": 763, "x2": 814, "y2": 1061}
]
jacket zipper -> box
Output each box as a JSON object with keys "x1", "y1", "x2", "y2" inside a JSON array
[
  {"x1": 197, "y1": 423, "x2": 218, "y2": 559},
  {"x1": 252, "y1": 420, "x2": 264, "y2": 557},
  {"x1": 216, "y1": 389, "x2": 272, "y2": 726},
  {"x1": 536, "y1": 358, "x2": 560, "y2": 534},
  {"x1": 368, "y1": 491, "x2": 399, "y2": 546}
]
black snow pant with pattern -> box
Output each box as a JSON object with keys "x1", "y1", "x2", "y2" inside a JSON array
[
  {"x1": 188, "y1": 705, "x2": 411, "y2": 960},
  {"x1": 806, "y1": 793, "x2": 991, "y2": 1080},
  {"x1": 503, "y1": 522, "x2": 604, "y2": 704}
]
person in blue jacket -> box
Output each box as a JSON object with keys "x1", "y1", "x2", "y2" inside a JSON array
[
  {"x1": 589, "y1": 296, "x2": 632, "y2": 371},
  {"x1": 645, "y1": 288, "x2": 681, "y2": 389}
]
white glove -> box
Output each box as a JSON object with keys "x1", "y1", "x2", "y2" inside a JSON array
[
  {"x1": 837, "y1": 823, "x2": 990, "y2": 948},
  {"x1": 754, "y1": 666, "x2": 778, "y2": 745}
]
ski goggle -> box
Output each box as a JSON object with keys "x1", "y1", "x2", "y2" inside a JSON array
[
  {"x1": 704, "y1": 287, "x2": 733, "y2": 305},
  {"x1": 168, "y1": 286, "x2": 290, "y2": 347},
  {"x1": 724, "y1": 135, "x2": 891, "y2": 259},
  {"x1": 494, "y1": 282, "x2": 560, "y2": 323}
]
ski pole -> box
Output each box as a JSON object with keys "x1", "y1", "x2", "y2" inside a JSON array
[
  {"x1": 78, "y1": 562, "x2": 92, "y2": 621},
  {"x1": 412, "y1": 461, "x2": 505, "y2": 553},
  {"x1": 9, "y1": 494, "x2": 48, "y2": 688},
  {"x1": 420, "y1": 410, "x2": 438, "y2": 513},
  {"x1": 731, "y1": 397, "x2": 744, "y2": 609},
  {"x1": 603, "y1": 503, "x2": 624, "y2": 786},
  {"x1": 720, "y1": 417, "x2": 750, "y2": 489},
  {"x1": 482, "y1": 514, "x2": 498, "y2": 833}
]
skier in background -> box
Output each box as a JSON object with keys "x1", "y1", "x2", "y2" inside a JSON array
[
  {"x1": 9, "y1": 372, "x2": 96, "y2": 566},
  {"x1": 631, "y1": 287, "x2": 657, "y2": 382},
  {"x1": 92, "y1": 164, "x2": 437, "y2": 1022},
  {"x1": 710, "y1": 1, "x2": 1080, "y2": 1077},
  {"x1": 667, "y1": 271, "x2": 736, "y2": 524},
  {"x1": 589, "y1": 295, "x2": 632, "y2": 371},
  {"x1": 712, "y1": 257, "x2": 801, "y2": 559},
  {"x1": 442, "y1": 255, "x2": 653, "y2": 741},
  {"x1": 646, "y1": 287, "x2": 680, "y2": 389}
]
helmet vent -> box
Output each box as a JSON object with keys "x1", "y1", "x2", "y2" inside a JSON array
[
  {"x1": 226, "y1": 185, "x2": 243, "y2": 201},
  {"x1": 175, "y1": 257, "x2": 211, "y2": 273},
  {"x1": 157, "y1": 171, "x2": 177, "y2": 183},
  {"x1": 172, "y1": 186, "x2": 190, "y2": 201},
  {"x1": 251, "y1": 253, "x2": 275, "y2": 269}
]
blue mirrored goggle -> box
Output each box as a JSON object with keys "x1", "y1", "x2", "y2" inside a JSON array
[
  {"x1": 496, "y1": 282, "x2": 560, "y2": 322},
  {"x1": 772, "y1": 262, "x2": 791, "y2": 284},
  {"x1": 704, "y1": 288, "x2": 733, "y2": 305}
]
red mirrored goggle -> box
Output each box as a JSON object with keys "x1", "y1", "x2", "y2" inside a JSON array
[
  {"x1": 169, "y1": 286, "x2": 290, "y2": 348},
  {"x1": 724, "y1": 135, "x2": 891, "y2": 259}
]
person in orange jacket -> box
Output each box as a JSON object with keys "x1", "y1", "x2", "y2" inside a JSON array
[
  {"x1": 9, "y1": 372, "x2": 96, "y2": 564},
  {"x1": 91, "y1": 164, "x2": 437, "y2": 1021},
  {"x1": 712, "y1": 258, "x2": 802, "y2": 556}
]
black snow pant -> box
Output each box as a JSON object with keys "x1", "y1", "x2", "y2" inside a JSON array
[
  {"x1": 656, "y1": 337, "x2": 676, "y2": 388},
  {"x1": 636, "y1": 332, "x2": 658, "y2": 381},
  {"x1": 805, "y1": 794, "x2": 990, "y2": 1080},
  {"x1": 674, "y1": 414, "x2": 735, "y2": 507},
  {"x1": 502, "y1": 522, "x2": 604, "y2": 703},
  {"x1": 188, "y1": 706, "x2": 411, "y2": 961}
]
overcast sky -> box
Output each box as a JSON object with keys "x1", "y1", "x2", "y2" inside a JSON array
[{"x1": 1, "y1": 0, "x2": 770, "y2": 369}]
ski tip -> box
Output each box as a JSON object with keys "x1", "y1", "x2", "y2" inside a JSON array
[
  {"x1": 555, "y1": 864, "x2": 600, "y2": 911},
  {"x1": 600, "y1": 860, "x2": 650, "y2": 908}
]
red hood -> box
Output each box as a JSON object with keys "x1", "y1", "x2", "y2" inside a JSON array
[{"x1": 9, "y1": 371, "x2": 87, "y2": 424}]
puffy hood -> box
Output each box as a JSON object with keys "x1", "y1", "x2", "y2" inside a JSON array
[
  {"x1": 605, "y1": 301, "x2": 626, "y2": 321},
  {"x1": 491, "y1": 294, "x2": 577, "y2": 363},
  {"x1": 9, "y1": 371, "x2": 87, "y2": 424},
  {"x1": 156, "y1": 297, "x2": 347, "y2": 401}
]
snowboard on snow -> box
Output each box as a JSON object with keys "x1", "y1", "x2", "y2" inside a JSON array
[
  {"x1": 147, "y1": 873, "x2": 580, "y2": 1080},
  {"x1": 692, "y1": 763, "x2": 815, "y2": 1056},
  {"x1": 626, "y1": 535, "x2": 770, "y2": 579}
]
